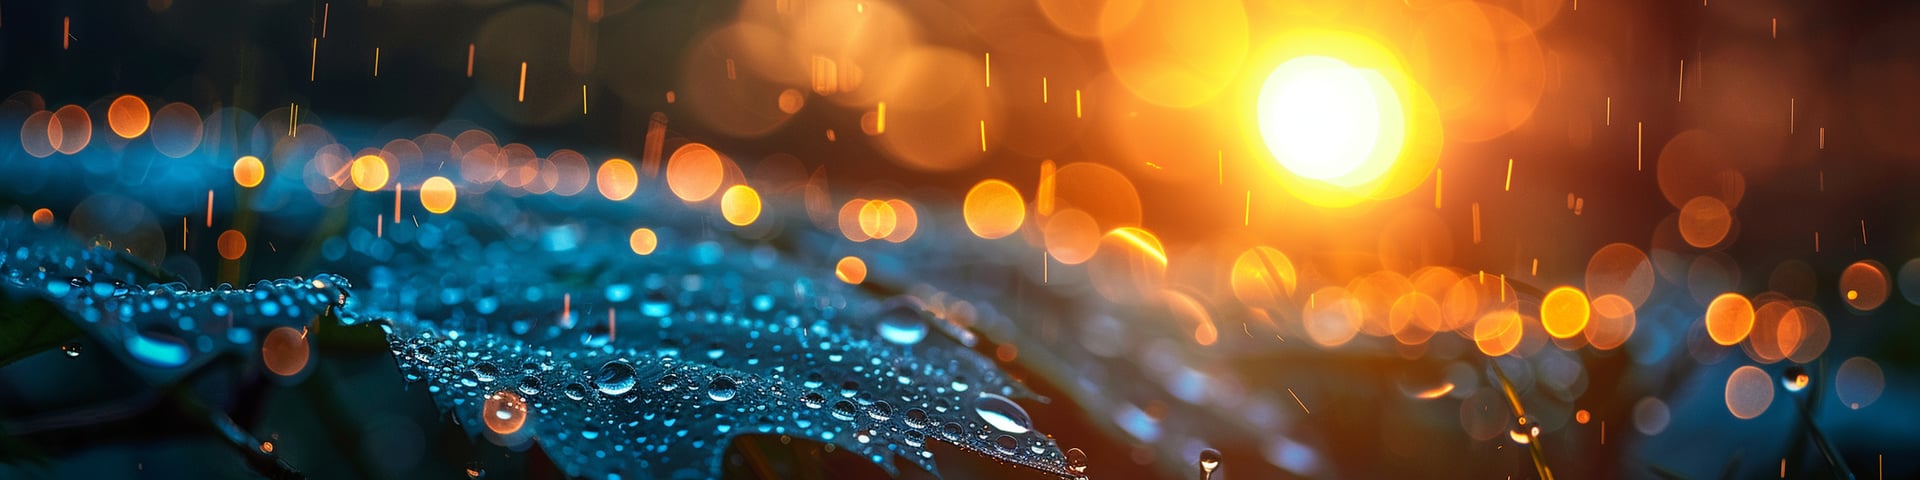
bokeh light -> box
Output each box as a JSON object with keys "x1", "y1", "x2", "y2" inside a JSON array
[
  {"x1": 835, "y1": 256, "x2": 868, "y2": 285},
  {"x1": 107, "y1": 95, "x2": 150, "y2": 139},
  {"x1": 420, "y1": 176, "x2": 459, "y2": 214},
  {"x1": 234, "y1": 156, "x2": 266, "y2": 188},
  {"x1": 628, "y1": 228, "x2": 658, "y2": 256},
  {"x1": 1834, "y1": 357, "x2": 1885, "y2": 410},
  {"x1": 667, "y1": 143, "x2": 725, "y2": 203},
  {"x1": 1724, "y1": 365, "x2": 1773, "y2": 420},
  {"x1": 963, "y1": 179, "x2": 1025, "y2": 239},
  {"x1": 1230, "y1": 246, "x2": 1297, "y2": 313},
  {"x1": 1704, "y1": 293, "x2": 1754, "y2": 346},
  {"x1": 218, "y1": 230, "x2": 248, "y2": 260},
  {"x1": 597, "y1": 159, "x2": 639, "y2": 201},
  {"x1": 720, "y1": 185, "x2": 763, "y2": 226},
  {"x1": 351, "y1": 155, "x2": 391, "y2": 192},
  {"x1": 1839, "y1": 260, "x2": 1889, "y2": 311},
  {"x1": 1539, "y1": 286, "x2": 1590, "y2": 339},
  {"x1": 261, "y1": 326, "x2": 310, "y2": 377}
]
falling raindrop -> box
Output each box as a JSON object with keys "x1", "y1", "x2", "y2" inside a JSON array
[
  {"x1": 595, "y1": 360, "x2": 638, "y2": 396},
  {"x1": 707, "y1": 375, "x2": 738, "y2": 402},
  {"x1": 974, "y1": 393, "x2": 1033, "y2": 434},
  {"x1": 1198, "y1": 448, "x2": 1222, "y2": 480}
]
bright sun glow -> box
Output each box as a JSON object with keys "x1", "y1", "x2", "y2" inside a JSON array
[{"x1": 1257, "y1": 56, "x2": 1407, "y2": 188}]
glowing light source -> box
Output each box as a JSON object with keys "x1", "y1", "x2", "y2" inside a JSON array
[
  {"x1": 1257, "y1": 55, "x2": 1405, "y2": 186},
  {"x1": 1244, "y1": 30, "x2": 1441, "y2": 208},
  {"x1": 420, "y1": 176, "x2": 458, "y2": 214},
  {"x1": 233, "y1": 156, "x2": 265, "y2": 188}
]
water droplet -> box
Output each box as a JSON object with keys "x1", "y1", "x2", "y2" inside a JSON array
[
  {"x1": 877, "y1": 304, "x2": 929, "y2": 345},
  {"x1": 1065, "y1": 448, "x2": 1089, "y2": 475},
  {"x1": 801, "y1": 392, "x2": 826, "y2": 409},
  {"x1": 60, "y1": 342, "x2": 82, "y2": 357},
  {"x1": 1782, "y1": 365, "x2": 1810, "y2": 392},
  {"x1": 839, "y1": 381, "x2": 859, "y2": 398},
  {"x1": 950, "y1": 375, "x2": 971, "y2": 392},
  {"x1": 465, "y1": 463, "x2": 486, "y2": 479},
  {"x1": 993, "y1": 434, "x2": 1018, "y2": 454},
  {"x1": 903, "y1": 408, "x2": 929, "y2": 428},
  {"x1": 868, "y1": 401, "x2": 893, "y2": 421},
  {"x1": 1508, "y1": 415, "x2": 1540, "y2": 444},
  {"x1": 802, "y1": 372, "x2": 824, "y2": 389},
  {"x1": 831, "y1": 400, "x2": 859, "y2": 421},
  {"x1": 125, "y1": 329, "x2": 191, "y2": 368},
  {"x1": 1198, "y1": 448, "x2": 1222, "y2": 479},
  {"x1": 595, "y1": 360, "x2": 637, "y2": 396},
  {"x1": 483, "y1": 391, "x2": 528, "y2": 435},
  {"x1": 473, "y1": 362, "x2": 499, "y2": 382},
  {"x1": 641, "y1": 290, "x2": 673, "y2": 317},
  {"x1": 973, "y1": 393, "x2": 1032, "y2": 434},
  {"x1": 707, "y1": 375, "x2": 738, "y2": 402},
  {"x1": 563, "y1": 383, "x2": 588, "y2": 400},
  {"x1": 658, "y1": 373, "x2": 681, "y2": 391},
  {"x1": 517, "y1": 376, "x2": 543, "y2": 396}
]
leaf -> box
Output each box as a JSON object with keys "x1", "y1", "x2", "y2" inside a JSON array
[
  {"x1": 0, "y1": 290, "x2": 82, "y2": 368},
  {"x1": 0, "y1": 213, "x2": 1082, "y2": 479}
]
